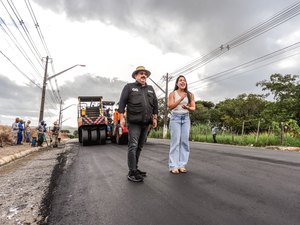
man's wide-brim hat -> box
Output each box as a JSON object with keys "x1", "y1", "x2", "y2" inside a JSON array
[{"x1": 132, "y1": 66, "x2": 151, "y2": 79}]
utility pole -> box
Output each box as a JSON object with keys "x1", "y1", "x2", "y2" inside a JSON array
[
  {"x1": 163, "y1": 73, "x2": 169, "y2": 139},
  {"x1": 58, "y1": 99, "x2": 62, "y2": 127},
  {"x1": 38, "y1": 60, "x2": 85, "y2": 124},
  {"x1": 59, "y1": 102, "x2": 76, "y2": 128},
  {"x1": 39, "y1": 56, "x2": 49, "y2": 122},
  {"x1": 148, "y1": 77, "x2": 165, "y2": 93},
  {"x1": 255, "y1": 119, "x2": 261, "y2": 144}
]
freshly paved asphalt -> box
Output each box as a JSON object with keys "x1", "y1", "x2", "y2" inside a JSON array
[{"x1": 48, "y1": 139, "x2": 300, "y2": 225}]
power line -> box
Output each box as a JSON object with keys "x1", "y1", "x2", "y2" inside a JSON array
[
  {"x1": 5, "y1": 0, "x2": 44, "y2": 68},
  {"x1": 0, "y1": 17, "x2": 42, "y2": 78},
  {"x1": 190, "y1": 51, "x2": 300, "y2": 91},
  {"x1": 25, "y1": 0, "x2": 51, "y2": 57},
  {"x1": 25, "y1": 0, "x2": 62, "y2": 102},
  {"x1": 169, "y1": 1, "x2": 300, "y2": 79},
  {"x1": 156, "y1": 42, "x2": 300, "y2": 98},
  {"x1": 187, "y1": 42, "x2": 300, "y2": 91},
  {"x1": 0, "y1": 50, "x2": 41, "y2": 88},
  {"x1": 152, "y1": 1, "x2": 300, "y2": 98}
]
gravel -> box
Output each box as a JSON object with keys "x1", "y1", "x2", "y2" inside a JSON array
[{"x1": 0, "y1": 140, "x2": 77, "y2": 225}]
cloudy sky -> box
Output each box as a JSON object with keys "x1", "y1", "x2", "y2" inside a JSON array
[{"x1": 1, "y1": 0, "x2": 300, "y2": 128}]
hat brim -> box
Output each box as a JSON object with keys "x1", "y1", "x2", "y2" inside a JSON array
[{"x1": 132, "y1": 69, "x2": 151, "y2": 79}]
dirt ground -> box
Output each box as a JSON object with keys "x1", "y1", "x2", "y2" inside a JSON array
[
  {"x1": 0, "y1": 143, "x2": 35, "y2": 159},
  {"x1": 0, "y1": 141, "x2": 74, "y2": 225}
]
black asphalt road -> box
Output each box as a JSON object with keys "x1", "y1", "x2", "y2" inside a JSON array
[{"x1": 48, "y1": 139, "x2": 300, "y2": 225}]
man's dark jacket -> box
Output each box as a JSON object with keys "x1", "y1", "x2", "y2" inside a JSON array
[{"x1": 118, "y1": 82, "x2": 158, "y2": 124}]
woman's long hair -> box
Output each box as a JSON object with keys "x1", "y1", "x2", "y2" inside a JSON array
[{"x1": 173, "y1": 75, "x2": 191, "y2": 104}]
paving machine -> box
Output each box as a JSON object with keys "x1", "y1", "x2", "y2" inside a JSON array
[{"x1": 77, "y1": 96, "x2": 114, "y2": 146}]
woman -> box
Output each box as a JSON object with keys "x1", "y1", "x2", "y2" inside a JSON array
[{"x1": 167, "y1": 75, "x2": 195, "y2": 174}]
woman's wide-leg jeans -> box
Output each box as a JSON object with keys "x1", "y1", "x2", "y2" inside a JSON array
[{"x1": 169, "y1": 113, "x2": 190, "y2": 170}]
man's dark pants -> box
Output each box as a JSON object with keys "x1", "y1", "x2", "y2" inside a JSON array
[
  {"x1": 213, "y1": 134, "x2": 217, "y2": 143},
  {"x1": 127, "y1": 123, "x2": 149, "y2": 171}
]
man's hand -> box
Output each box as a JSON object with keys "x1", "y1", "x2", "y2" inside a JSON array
[
  {"x1": 120, "y1": 118, "x2": 125, "y2": 128},
  {"x1": 152, "y1": 118, "x2": 157, "y2": 129}
]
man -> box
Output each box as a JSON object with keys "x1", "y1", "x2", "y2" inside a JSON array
[
  {"x1": 37, "y1": 121, "x2": 45, "y2": 147},
  {"x1": 212, "y1": 126, "x2": 218, "y2": 143},
  {"x1": 112, "y1": 108, "x2": 120, "y2": 137},
  {"x1": 11, "y1": 117, "x2": 19, "y2": 145},
  {"x1": 25, "y1": 120, "x2": 31, "y2": 143},
  {"x1": 118, "y1": 66, "x2": 158, "y2": 182},
  {"x1": 51, "y1": 121, "x2": 60, "y2": 148},
  {"x1": 113, "y1": 108, "x2": 119, "y2": 124},
  {"x1": 17, "y1": 119, "x2": 24, "y2": 145}
]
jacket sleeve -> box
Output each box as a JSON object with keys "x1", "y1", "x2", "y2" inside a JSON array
[{"x1": 118, "y1": 84, "x2": 129, "y2": 114}]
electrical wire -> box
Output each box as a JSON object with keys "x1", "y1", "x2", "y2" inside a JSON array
[
  {"x1": 25, "y1": 0, "x2": 62, "y2": 103},
  {"x1": 184, "y1": 42, "x2": 300, "y2": 92},
  {"x1": 25, "y1": 0, "x2": 51, "y2": 57},
  {"x1": 169, "y1": 1, "x2": 300, "y2": 79},
  {"x1": 5, "y1": 0, "x2": 44, "y2": 68},
  {"x1": 0, "y1": 50, "x2": 41, "y2": 88},
  {"x1": 190, "y1": 42, "x2": 300, "y2": 86},
  {"x1": 189, "y1": 51, "x2": 300, "y2": 92},
  {"x1": 0, "y1": 17, "x2": 42, "y2": 78}
]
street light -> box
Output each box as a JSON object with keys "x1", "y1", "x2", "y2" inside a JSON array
[
  {"x1": 58, "y1": 102, "x2": 76, "y2": 127},
  {"x1": 61, "y1": 117, "x2": 70, "y2": 124},
  {"x1": 39, "y1": 56, "x2": 85, "y2": 122}
]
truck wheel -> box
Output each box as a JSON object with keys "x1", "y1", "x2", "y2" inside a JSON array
[
  {"x1": 100, "y1": 129, "x2": 106, "y2": 145},
  {"x1": 82, "y1": 129, "x2": 88, "y2": 146},
  {"x1": 78, "y1": 128, "x2": 82, "y2": 143},
  {"x1": 91, "y1": 130, "x2": 98, "y2": 142}
]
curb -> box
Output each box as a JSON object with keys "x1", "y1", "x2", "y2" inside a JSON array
[
  {"x1": 265, "y1": 146, "x2": 300, "y2": 151},
  {"x1": 0, "y1": 146, "x2": 44, "y2": 167},
  {"x1": 148, "y1": 138, "x2": 300, "y2": 152}
]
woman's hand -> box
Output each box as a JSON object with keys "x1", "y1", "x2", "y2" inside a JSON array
[
  {"x1": 180, "y1": 93, "x2": 187, "y2": 101},
  {"x1": 182, "y1": 105, "x2": 192, "y2": 111}
]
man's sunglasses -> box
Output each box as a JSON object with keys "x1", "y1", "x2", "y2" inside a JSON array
[{"x1": 138, "y1": 71, "x2": 147, "y2": 75}]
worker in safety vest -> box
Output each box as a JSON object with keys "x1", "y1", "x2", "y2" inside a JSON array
[
  {"x1": 51, "y1": 121, "x2": 60, "y2": 148},
  {"x1": 113, "y1": 108, "x2": 119, "y2": 124}
]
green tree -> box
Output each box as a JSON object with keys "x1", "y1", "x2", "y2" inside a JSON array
[
  {"x1": 60, "y1": 129, "x2": 70, "y2": 133},
  {"x1": 190, "y1": 100, "x2": 215, "y2": 125},
  {"x1": 215, "y1": 93, "x2": 267, "y2": 133},
  {"x1": 257, "y1": 73, "x2": 300, "y2": 125}
]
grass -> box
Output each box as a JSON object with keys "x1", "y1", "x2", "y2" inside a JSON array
[{"x1": 149, "y1": 125, "x2": 300, "y2": 147}]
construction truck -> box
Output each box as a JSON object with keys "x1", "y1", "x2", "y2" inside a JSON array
[
  {"x1": 111, "y1": 108, "x2": 128, "y2": 145},
  {"x1": 77, "y1": 96, "x2": 114, "y2": 146}
]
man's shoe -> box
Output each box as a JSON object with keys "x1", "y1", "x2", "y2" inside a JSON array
[
  {"x1": 136, "y1": 169, "x2": 147, "y2": 177},
  {"x1": 127, "y1": 171, "x2": 144, "y2": 182}
]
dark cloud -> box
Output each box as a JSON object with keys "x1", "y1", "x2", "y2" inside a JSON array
[
  {"x1": 0, "y1": 74, "x2": 57, "y2": 123},
  {"x1": 0, "y1": 74, "x2": 40, "y2": 115},
  {"x1": 0, "y1": 73, "x2": 127, "y2": 125},
  {"x1": 59, "y1": 73, "x2": 127, "y2": 103},
  {"x1": 33, "y1": 0, "x2": 298, "y2": 55}
]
